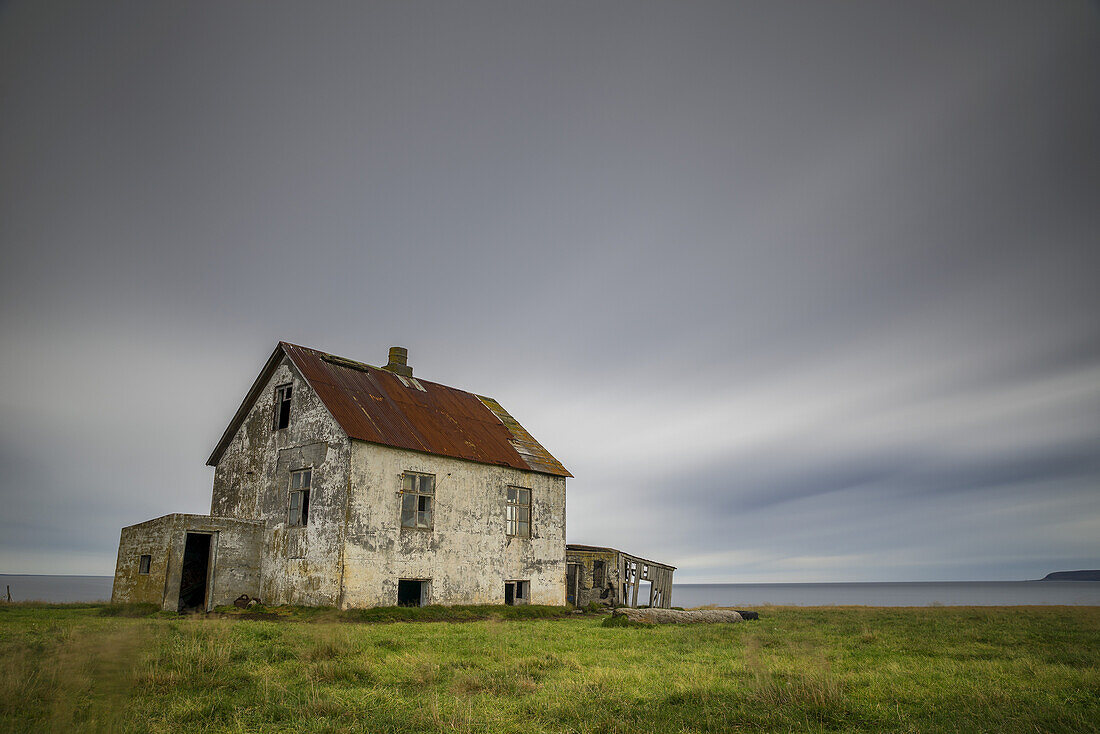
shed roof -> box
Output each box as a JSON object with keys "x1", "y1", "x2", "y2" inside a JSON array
[
  {"x1": 566, "y1": 544, "x2": 676, "y2": 570},
  {"x1": 207, "y1": 342, "x2": 571, "y2": 477}
]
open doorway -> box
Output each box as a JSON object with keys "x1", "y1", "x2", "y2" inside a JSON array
[
  {"x1": 397, "y1": 578, "x2": 429, "y2": 607},
  {"x1": 179, "y1": 533, "x2": 212, "y2": 612},
  {"x1": 566, "y1": 563, "x2": 580, "y2": 605}
]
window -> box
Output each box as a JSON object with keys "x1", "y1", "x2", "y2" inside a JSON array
[
  {"x1": 505, "y1": 580, "x2": 529, "y2": 605},
  {"x1": 397, "y1": 578, "x2": 430, "y2": 606},
  {"x1": 138, "y1": 555, "x2": 151, "y2": 574},
  {"x1": 273, "y1": 384, "x2": 292, "y2": 430},
  {"x1": 506, "y1": 486, "x2": 530, "y2": 537},
  {"x1": 288, "y1": 468, "x2": 311, "y2": 526},
  {"x1": 592, "y1": 560, "x2": 606, "y2": 588},
  {"x1": 400, "y1": 472, "x2": 434, "y2": 529}
]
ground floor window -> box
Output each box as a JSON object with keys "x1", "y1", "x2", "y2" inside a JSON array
[
  {"x1": 505, "y1": 580, "x2": 529, "y2": 606},
  {"x1": 397, "y1": 578, "x2": 429, "y2": 607}
]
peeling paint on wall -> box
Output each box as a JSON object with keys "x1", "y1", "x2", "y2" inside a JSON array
[
  {"x1": 111, "y1": 347, "x2": 571, "y2": 610},
  {"x1": 341, "y1": 441, "x2": 567, "y2": 608},
  {"x1": 210, "y1": 358, "x2": 350, "y2": 606}
]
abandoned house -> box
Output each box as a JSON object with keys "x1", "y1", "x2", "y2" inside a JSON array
[
  {"x1": 111, "y1": 342, "x2": 573, "y2": 611},
  {"x1": 566, "y1": 545, "x2": 676, "y2": 609}
]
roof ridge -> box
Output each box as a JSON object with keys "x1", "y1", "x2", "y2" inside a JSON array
[{"x1": 320, "y1": 352, "x2": 379, "y2": 373}]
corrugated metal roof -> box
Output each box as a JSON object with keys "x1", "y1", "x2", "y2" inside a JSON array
[{"x1": 207, "y1": 342, "x2": 570, "y2": 477}]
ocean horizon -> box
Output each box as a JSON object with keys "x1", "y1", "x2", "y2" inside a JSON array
[{"x1": 3, "y1": 574, "x2": 1099, "y2": 607}]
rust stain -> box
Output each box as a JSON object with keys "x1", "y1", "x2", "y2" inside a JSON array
[{"x1": 277, "y1": 342, "x2": 571, "y2": 477}]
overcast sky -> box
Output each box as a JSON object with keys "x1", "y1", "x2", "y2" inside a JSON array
[{"x1": 1, "y1": 1, "x2": 1097, "y2": 582}]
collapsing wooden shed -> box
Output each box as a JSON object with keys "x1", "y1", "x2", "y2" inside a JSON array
[{"x1": 565, "y1": 544, "x2": 676, "y2": 609}]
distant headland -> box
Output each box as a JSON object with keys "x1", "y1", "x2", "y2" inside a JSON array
[{"x1": 1040, "y1": 570, "x2": 1100, "y2": 581}]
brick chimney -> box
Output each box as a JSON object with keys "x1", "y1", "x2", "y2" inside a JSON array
[{"x1": 383, "y1": 346, "x2": 412, "y2": 377}]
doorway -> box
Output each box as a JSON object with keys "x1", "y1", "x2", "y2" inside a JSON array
[
  {"x1": 397, "y1": 578, "x2": 429, "y2": 607},
  {"x1": 179, "y1": 533, "x2": 212, "y2": 612},
  {"x1": 566, "y1": 563, "x2": 580, "y2": 605}
]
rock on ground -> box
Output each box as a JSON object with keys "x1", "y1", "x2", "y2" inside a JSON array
[{"x1": 613, "y1": 608, "x2": 743, "y2": 624}]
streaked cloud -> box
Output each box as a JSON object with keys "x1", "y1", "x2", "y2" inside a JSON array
[{"x1": 1, "y1": 0, "x2": 1097, "y2": 580}]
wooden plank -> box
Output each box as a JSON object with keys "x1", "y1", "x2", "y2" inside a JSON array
[
  {"x1": 622, "y1": 559, "x2": 630, "y2": 606},
  {"x1": 630, "y1": 557, "x2": 640, "y2": 608},
  {"x1": 620, "y1": 554, "x2": 629, "y2": 607}
]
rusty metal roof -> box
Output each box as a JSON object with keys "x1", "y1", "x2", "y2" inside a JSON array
[{"x1": 207, "y1": 342, "x2": 570, "y2": 477}]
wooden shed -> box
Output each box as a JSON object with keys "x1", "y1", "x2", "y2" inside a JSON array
[{"x1": 566, "y1": 544, "x2": 676, "y2": 609}]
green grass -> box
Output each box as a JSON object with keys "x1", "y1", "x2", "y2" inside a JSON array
[
  {"x1": 211, "y1": 602, "x2": 571, "y2": 623},
  {"x1": 0, "y1": 603, "x2": 1097, "y2": 733}
]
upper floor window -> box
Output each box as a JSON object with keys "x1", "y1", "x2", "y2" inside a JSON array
[
  {"x1": 401, "y1": 472, "x2": 434, "y2": 529},
  {"x1": 506, "y1": 486, "x2": 530, "y2": 537},
  {"x1": 138, "y1": 555, "x2": 151, "y2": 574},
  {"x1": 273, "y1": 384, "x2": 293, "y2": 430},
  {"x1": 288, "y1": 468, "x2": 311, "y2": 526}
]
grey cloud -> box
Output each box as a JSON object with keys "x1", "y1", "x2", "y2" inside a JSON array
[{"x1": 1, "y1": 0, "x2": 1097, "y2": 580}]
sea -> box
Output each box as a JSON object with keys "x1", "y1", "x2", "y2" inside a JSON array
[{"x1": 3, "y1": 574, "x2": 1099, "y2": 607}]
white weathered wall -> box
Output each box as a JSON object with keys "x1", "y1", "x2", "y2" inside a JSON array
[
  {"x1": 210, "y1": 357, "x2": 351, "y2": 606},
  {"x1": 342, "y1": 441, "x2": 567, "y2": 608}
]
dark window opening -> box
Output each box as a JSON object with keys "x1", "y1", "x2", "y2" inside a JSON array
[
  {"x1": 400, "y1": 473, "x2": 434, "y2": 529},
  {"x1": 288, "y1": 468, "x2": 311, "y2": 526},
  {"x1": 138, "y1": 555, "x2": 151, "y2": 575},
  {"x1": 178, "y1": 533, "x2": 211, "y2": 612},
  {"x1": 505, "y1": 580, "x2": 529, "y2": 605},
  {"x1": 397, "y1": 579, "x2": 428, "y2": 607},
  {"x1": 566, "y1": 564, "x2": 579, "y2": 605},
  {"x1": 274, "y1": 384, "x2": 293, "y2": 430},
  {"x1": 592, "y1": 560, "x2": 605, "y2": 588},
  {"x1": 506, "y1": 486, "x2": 530, "y2": 537}
]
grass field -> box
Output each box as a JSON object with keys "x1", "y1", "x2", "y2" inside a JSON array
[{"x1": 1, "y1": 603, "x2": 1097, "y2": 733}]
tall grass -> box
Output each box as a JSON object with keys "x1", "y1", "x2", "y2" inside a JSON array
[
  {"x1": 1, "y1": 603, "x2": 1097, "y2": 732},
  {"x1": 0, "y1": 616, "x2": 149, "y2": 731}
]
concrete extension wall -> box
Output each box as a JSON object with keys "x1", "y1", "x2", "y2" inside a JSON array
[
  {"x1": 112, "y1": 515, "x2": 173, "y2": 606},
  {"x1": 566, "y1": 547, "x2": 622, "y2": 607},
  {"x1": 210, "y1": 357, "x2": 351, "y2": 606},
  {"x1": 342, "y1": 440, "x2": 567, "y2": 608},
  {"x1": 111, "y1": 514, "x2": 262, "y2": 611}
]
